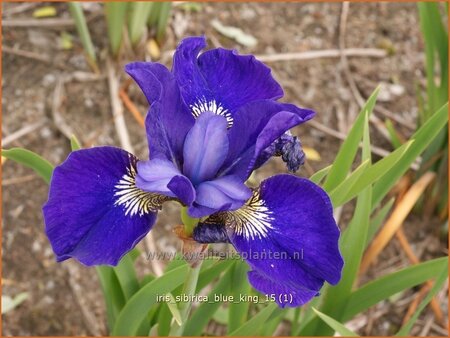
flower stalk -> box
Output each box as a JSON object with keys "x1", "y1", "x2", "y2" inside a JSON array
[{"x1": 169, "y1": 209, "x2": 203, "y2": 336}]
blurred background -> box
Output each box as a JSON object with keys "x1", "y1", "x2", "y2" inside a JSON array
[{"x1": 2, "y1": 1, "x2": 448, "y2": 335}]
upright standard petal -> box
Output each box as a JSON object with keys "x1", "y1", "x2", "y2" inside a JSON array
[
  {"x1": 173, "y1": 36, "x2": 283, "y2": 124},
  {"x1": 125, "y1": 62, "x2": 194, "y2": 165},
  {"x1": 195, "y1": 174, "x2": 343, "y2": 307},
  {"x1": 183, "y1": 112, "x2": 229, "y2": 185},
  {"x1": 43, "y1": 147, "x2": 167, "y2": 266},
  {"x1": 221, "y1": 100, "x2": 315, "y2": 179}
]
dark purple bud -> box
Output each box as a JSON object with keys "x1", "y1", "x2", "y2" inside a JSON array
[
  {"x1": 254, "y1": 132, "x2": 305, "y2": 172},
  {"x1": 192, "y1": 222, "x2": 230, "y2": 243}
]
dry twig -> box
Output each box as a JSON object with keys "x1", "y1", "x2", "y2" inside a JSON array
[
  {"x1": 119, "y1": 88, "x2": 145, "y2": 127},
  {"x1": 2, "y1": 120, "x2": 46, "y2": 147},
  {"x1": 3, "y1": 45, "x2": 51, "y2": 64},
  {"x1": 3, "y1": 18, "x2": 75, "y2": 28},
  {"x1": 255, "y1": 48, "x2": 387, "y2": 62}
]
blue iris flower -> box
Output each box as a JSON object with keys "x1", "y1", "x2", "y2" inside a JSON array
[{"x1": 43, "y1": 36, "x2": 343, "y2": 307}]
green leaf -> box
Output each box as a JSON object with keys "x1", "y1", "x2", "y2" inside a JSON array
[
  {"x1": 312, "y1": 308, "x2": 358, "y2": 336},
  {"x1": 105, "y1": 2, "x2": 128, "y2": 56},
  {"x1": 112, "y1": 264, "x2": 189, "y2": 335},
  {"x1": 128, "y1": 2, "x2": 152, "y2": 45},
  {"x1": 310, "y1": 165, "x2": 331, "y2": 185},
  {"x1": 156, "y1": 2, "x2": 172, "y2": 43},
  {"x1": 156, "y1": 302, "x2": 172, "y2": 336},
  {"x1": 312, "y1": 114, "x2": 373, "y2": 336},
  {"x1": 366, "y1": 198, "x2": 395, "y2": 247},
  {"x1": 68, "y1": 2, "x2": 97, "y2": 71},
  {"x1": 323, "y1": 87, "x2": 379, "y2": 192},
  {"x1": 196, "y1": 258, "x2": 235, "y2": 292},
  {"x1": 396, "y1": 263, "x2": 448, "y2": 336},
  {"x1": 70, "y1": 135, "x2": 81, "y2": 151},
  {"x1": 372, "y1": 103, "x2": 448, "y2": 208},
  {"x1": 228, "y1": 303, "x2": 280, "y2": 336},
  {"x1": 328, "y1": 159, "x2": 370, "y2": 206},
  {"x1": 147, "y1": 2, "x2": 161, "y2": 26},
  {"x1": 261, "y1": 309, "x2": 286, "y2": 335},
  {"x1": 113, "y1": 254, "x2": 140, "y2": 301},
  {"x1": 96, "y1": 266, "x2": 126, "y2": 331},
  {"x1": 385, "y1": 119, "x2": 403, "y2": 149},
  {"x1": 227, "y1": 260, "x2": 250, "y2": 333},
  {"x1": 342, "y1": 257, "x2": 448, "y2": 321},
  {"x1": 166, "y1": 293, "x2": 183, "y2": 326},
  {"x1": 334, "y1": 141, "x2": 413, "y2": 206},
  {"x1": 184, "y1": 263, "x2": 234, "y2": 336},
  {"x1": 2, "y1": 148, "x2": 53, "y2": 183}
]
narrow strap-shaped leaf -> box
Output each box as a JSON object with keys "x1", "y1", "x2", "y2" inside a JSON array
[
  {"x1": 196, "y1": 258, "x2": 235, "y2": 292},
  {"x1": 128, "y1": 2, "x2": 152, "y2": 45},
  {"x1": 156, "y1": 302, "x2": 172, "y2": 336},
  {"x1": 68, "y1": 2, "x2": 97, "y2": 71},
  {"x1": 312, "y1": 308, "x2": 358, "y2": 336},
  {"x1": 96, "y1": 266, "x2": 126, "y2": 331},
  {"x1": 396, "y1": 263, "x2": 448, "y2": 336},
  {"x1": 261, "y1": 308, "x2": 286, "y2": 336},
  {"x1": 70, "y1": 135, "x2": 81, "y2": 151},
  {"x1": 166, "y1": 293, "x2": 182, "y2": 326},
  {"x1": 112, "y1": 264, "x2": 189, "y2": 335},
  {"x1": 372, "y1": 102, "x2": 448, "y2": 208},
  {"x1": 328, "y1": 159, "x2": 370, "y2": 206},
  {"x1": 310, "y1": 165, "x2": 331, "y2": 185},
  {"x1": 156, "y1": 2, "x2": 172, "y2": 42},
  {"x1": 366, "y1": 198, "x2": 395, "y2": 247},
  {"x1": 312, "y1": 112, "x2": 373, "y2": 336},
  {"x1": 227, "y1": 260, "x2": 250, "y2": 333},
  {"x1": 342, "y1": 257, "x2": 447, "y2": 321},
  {"x1": 323, "y1": 87, "x2": 379, "y2": 192},
  {"x1": 184, "y1": 263, "x2": 234, "y2": 336},
  {"x1": 228, "y1": 302, "x2": 280, "y2": 336},
  {"x1": 335, "y1": 140, "x2": 413, "y2": 206},
  {"x1": 105, "y1": 2, "x2": 128, "y2": 56},
  {"x1": 113, "y1": 254, "x2": 140, "y2": 301},
  {"x1": 2, "y1": 148, "x2": 53, "y2": 183}
]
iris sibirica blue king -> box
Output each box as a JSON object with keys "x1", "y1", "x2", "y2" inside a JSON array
[{"x1": 43, "y1": 36, "x2": 343, "y2": 307}]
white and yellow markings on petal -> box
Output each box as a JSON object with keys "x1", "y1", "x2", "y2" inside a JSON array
[
  {"x1": 224, "y1": 189, "x2": 274, "y2": 240},
  {"x1": 190, "y1": 97, "x2": 234, "y2": 127},
  {"x1": 113, "y1": 158, "x2": 167, "y2": 217}
]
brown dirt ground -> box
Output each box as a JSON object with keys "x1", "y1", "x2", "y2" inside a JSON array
[{"x1": 2, "y1": 1, "x2": 447, "y2": 336}]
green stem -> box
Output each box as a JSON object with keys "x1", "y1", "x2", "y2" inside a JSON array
[
  {"x1": 168, "y1": 258, "x2": 202, "y2": 336},
  {"x1": 168, "y1": 207, "x2": 202, "y2": 336},
  {"x1": 180, "y1": 207, "x2": 199, "y2": 236}
]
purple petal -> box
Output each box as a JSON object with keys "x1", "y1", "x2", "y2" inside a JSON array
[
  {"x1": 136, "y1": 158, "x2": 182, "y2": 196},
  {"x1": 248, "y1": 271, "x2": 319, "y2": 307},
  {"x1": 172, "y1": 36, "x2": 212, "y2": 109},
  {"x1": 42, "y1": 147, "x2": 162, "y2": 266},
  {"x1": 136, "y1": 159, "x2": 195, "y2": 206},
  {"x1": 126, "y1": 62, "x2": 194, "y2": 165},
  {"x1": 183, "y1": 112, "x2": 229, "y2": 185},
  {"x1": 220, "y1": 174, "x2": 342, "y2": 303},
  {"x1": 125, "y1": 62, "x2": 171, "y2": 104},
  {"x1": 167, "y1": 175, "x2": 196, "y2": 206},
  {"x1": 197, "y1": 47, "x2": 283, "y2": 112},
  {"x1": 173, "y1": 36, "x2": 283, "y2": 119},
  {"x1": 188, "y1": 203, "x2": 232, "y2": 219},
  {"x1": 193, "y1": 175, "x2": 252, "y2": 215},
  {"x1": 221, "y1": 100, "x2": 315, "y2": 179}
]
